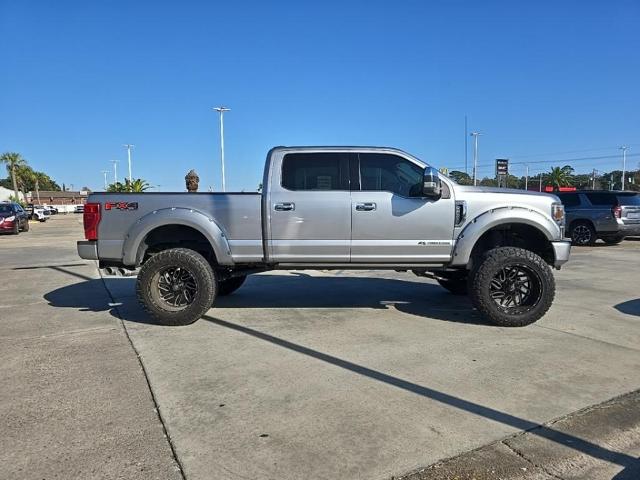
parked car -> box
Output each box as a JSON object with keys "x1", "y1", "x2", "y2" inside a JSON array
[
  {"x1": 31, "y1": 205, "x2": 50, "y2": 222},
  {"x1": 74, "y1": 204, "x2": 84, "y2": 213},
  {"x1": 557, "y1": 191, "x2": 640, "y2": 245},
  {"x1": 0, "y1": 202, "x2": 30, "y2": 234},
  {"x1": 43, "y1": 205, "x2": 58, "y2": 215},
  {"x1": 78, "y1": 146, "x2": 571, "y2": 328}
]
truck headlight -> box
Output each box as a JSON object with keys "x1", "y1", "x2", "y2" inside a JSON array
[{"x1": 551, "y1": 203, "x2": 565, "y2": 226}]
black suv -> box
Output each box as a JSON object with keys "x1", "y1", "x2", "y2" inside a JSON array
[{"x1": 556, "y1": 191, "x2": 640, "y2": 245}]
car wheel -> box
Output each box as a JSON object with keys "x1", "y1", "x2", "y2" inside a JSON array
[
  {"x1": 218, "y1": 275, "x2": 247, "y2": 296},
  {"x1": 136, "y1": 248, "x2": 216, "y2": 326},
  {"x1": 569, "y1": 221, "x2": 596, "y2": 246},
  {"x1": 602, "y1": 235, "x2": 624, "y2": 245},
  {"x1": 470, "y1": 247, "x2": 555, "y2": 327},
  {"x1": 22, "y1": 220, "x2": 30, "y2": 232},
  {"x1": 13, "y1": 222, "x2": 20, "y2": 235}
]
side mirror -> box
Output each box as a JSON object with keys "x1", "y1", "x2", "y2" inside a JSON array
[{"x1": 423, "y1": 167, "x2": 442, "y2": 198}]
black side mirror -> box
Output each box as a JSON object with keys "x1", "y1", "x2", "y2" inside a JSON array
[{"x1": 423, "y1": 167, "x2": 442, "y2": 198}]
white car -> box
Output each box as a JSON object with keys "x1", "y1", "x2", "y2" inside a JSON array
[{"x1": 32, "y1": 205, "x2": 50, "y2": 222}]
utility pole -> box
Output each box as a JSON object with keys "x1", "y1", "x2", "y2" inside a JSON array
[
  {"x1": 110, "y1": 160, "x2": 119, "y2": 185},
  {"x1": 592, "y1": 169, "x2": 596, "y2": 190},
  {"x1": 214, "y1": 106, "x2": 231, "y2": 192},
  {"x1": 464, "y1": 115, "x2": 468, "y2": 174},
  {"x1": 101, "y1": 170, "x2": 109, "y2": 190},
  {"x1": 123, "y1": 144, "x2": 134, "y2": 184},
  {"x1": 539, "y1": 173, "x2": 543, "y2": 192},
  {"x1": 470, "y1": 132, "x2": 482, "y2": 186},
  {"x1": 525, "y1": 165, "x2": 529, "y2": 191},
  {"x1": 620, "y1": 146, "x2": 629, "y2": 190}
]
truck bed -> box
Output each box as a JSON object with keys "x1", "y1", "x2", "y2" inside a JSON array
[{"x1": 90, "y1": 192, "x2": 263, "y2": 262}]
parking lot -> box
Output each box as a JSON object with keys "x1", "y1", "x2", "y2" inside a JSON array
[{"x1": 2, "y1": 214, "x2": 640, "y2": 479}]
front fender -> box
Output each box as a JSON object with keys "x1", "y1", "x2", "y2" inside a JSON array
[
  {"x1": 450, "y1": 206, "x2": 560, "y2": 267},
  {"x1": 121, "y1": 207, "x2": 233, "y2": 266}
]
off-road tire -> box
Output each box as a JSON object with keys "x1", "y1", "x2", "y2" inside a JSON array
[
  {"x1": 569, "y1": 221, "x2": 596, "y2": 246},
  {"x1": 470, "y1": 247, "x2": 555, "y2": 327},
  {"x1": 602, "y1": 235, "x2": 624, "y2": 245},
  {"x1": 136, "y1": 248, "x2": 216, "y2": 326},
  {"x1": 218, "y1": 275, "x2": 247, "y2": 296}
]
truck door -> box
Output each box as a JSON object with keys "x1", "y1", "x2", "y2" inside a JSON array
[
  {"x1": 267, "y1": 151, "x2": 352, "y2": 262},
  {"x1": 350, "y1": 152, "x2": 455, "y2": 263}
]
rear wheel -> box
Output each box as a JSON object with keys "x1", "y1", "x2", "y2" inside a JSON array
[
  {"x1": 470, "y1": 247, "x2": 555, "y2": 327},
  {"x1": 569, "y1": 221, "x2": 596, "y2": 246},
  {"x1": 602, "y1": 235, "x2": 624, "y2": 245},
  {"x1": 218, "y1": 275, "x2": 247, "y2": 296},
  {"x1": 136, "y1": 248, "x2": 216, "y2": 326}
]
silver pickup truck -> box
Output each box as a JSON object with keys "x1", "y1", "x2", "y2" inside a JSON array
[{"x1": 78, "y1": 146, "x2": 571, "y2": 327}]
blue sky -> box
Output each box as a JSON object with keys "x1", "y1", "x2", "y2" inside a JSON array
[{"x1": 1, "y1": 0, "x2": 639, "y2": 191}]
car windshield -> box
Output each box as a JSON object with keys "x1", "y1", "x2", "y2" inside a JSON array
[
  {"x1": 618, "y1": 194, "x2": 640, "y2": 206},
  {"x1": 0, "y1": 204, "x2": 14, "y2": 216}
]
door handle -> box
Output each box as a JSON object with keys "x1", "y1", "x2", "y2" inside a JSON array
[
  {"x1": 355, "y1": 202, "x2": 376, "y2": 211},
  {"x1": 274, "y1": 202, "x2": 295, "y2": 211}
]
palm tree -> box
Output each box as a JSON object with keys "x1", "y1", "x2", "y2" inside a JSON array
[
  {"x1": 546, "y1": 165, "x2": 574, "y2": 191},
  {"x1": 127, "y1": 178, "x2": 150, "y2": 192},
  {"x1": 0, "y1": 152, "x2": 27, "y2": 201}
]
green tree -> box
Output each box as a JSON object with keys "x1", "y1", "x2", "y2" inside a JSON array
[
  {"x1": 545, "y1": 165, "x2": 574, "y2": 191},
  {"x1": 448, "y1": 170, "x2": 473, "y2": 185},
  {"x1": 107, "y1": 178, "x2": 150, "y2": 192},
  {"x1": 0, "y1": 152, "x2": 27, "y2": 201}
]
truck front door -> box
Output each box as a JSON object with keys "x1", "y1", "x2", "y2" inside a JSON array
[
  {"x1": 267, "y1": 151, "x2": 352, "y2": 262},
  {"x1": 350, "y1": 152, "x2": 455, "y2": 263}
]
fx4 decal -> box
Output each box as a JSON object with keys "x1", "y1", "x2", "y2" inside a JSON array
[{"x1": 105, "y1": 201, "x2": 138, "y2": 211}]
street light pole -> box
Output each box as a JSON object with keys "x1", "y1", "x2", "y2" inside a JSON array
[
  {"x1": 214, "y1": 106, "x2": 231, "y2": 192},
  {"x1": 110, "y1": 160, "x2": 119, "y2": 185},
  {"x1": 620, "y1": 146, "x2": 629, "y2": 190},
  {"x1": 470, "y1": 132, "x2": 482, "y2": 186},
  {"x1": 123, "y1": 144, "x2": 134, "y2": 184},
  {"x1": 101, "y1": 170, "x2": 109, "y2": 190},
  {"x1": 525, "y1": 165, "x2": 529, "y2": 190}
]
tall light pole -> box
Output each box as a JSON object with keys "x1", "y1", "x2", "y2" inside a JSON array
[
  {"x1": 620, "y1": 146, "x2": 629, "y2": 190},
  {"x1": 123, "y1": 144, "x2": 134, "y2": 184},
  {"x1": 524, "y1": 165, "x2": 529, "y2": 191},
  {"x1": 470, "y1": 132, "x2": 483, "y2": 186},
  {"x1": 110, "y1": 160, "x2": 119, "y2": 185},
  {"x1": 101, "y1": 170, "x2": 109, "y2": 190},
  {"x1": 214, "y1": 106, "x2": 230, "y2": 192}
]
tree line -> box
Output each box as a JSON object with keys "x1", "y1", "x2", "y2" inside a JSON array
[
  {"x1": 447, "y1": 165, "x2": 640, "y2": 191},
  {"x1": 0, "y1": 152, "x2": 61, "y2": 202}
]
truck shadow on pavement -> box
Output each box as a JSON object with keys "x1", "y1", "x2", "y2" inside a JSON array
[
  {"x1": 44, "y1": 273, "x2": 486, "y2": 326},
  {"x1": 614, "y1": 299, "x2": 640, "y2": 317}
]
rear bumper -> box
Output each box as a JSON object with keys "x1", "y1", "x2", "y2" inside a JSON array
[
  {"x1": 619, "y1": 223, "x2": 640, "y2": 237},
  {"x1": 551, "y1": 239, "x2": 571, "y2": 268},
  {"x1": 77, "y1": 240, "x2": 99, "y2": 260}
]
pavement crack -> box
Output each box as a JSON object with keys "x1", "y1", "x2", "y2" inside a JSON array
[
  {"x1": 502, "y1": 439, "x2": 566, "y2": 480},
  {"x1": 98, "y1": 267, "x2": 187, "y2": 480}
]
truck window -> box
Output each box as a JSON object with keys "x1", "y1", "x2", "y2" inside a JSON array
[
  {"x1": 281, "y1": 153, "x2": 349, "y2": 191},
  {"x1": 359, "y1": 153, "x2": 424, "y2": 197}
]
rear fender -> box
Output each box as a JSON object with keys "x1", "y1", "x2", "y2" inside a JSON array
[
  {"x1": 121, "y1": 207, "x2": 233, "y2": 266},
  {"x1": 450, "y1": 206, "x2": 560, "y2": 267}
]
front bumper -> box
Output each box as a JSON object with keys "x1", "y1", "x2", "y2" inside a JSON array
[
  {"x1": 77, "y1": 240, "x2": 99, "y2": 260},
  {"x1": 619, "y1": 223, "x2": 640, "y2": 237},
  {"x1": 551, "y1": 239, "x2": 571, "y2": 268}
]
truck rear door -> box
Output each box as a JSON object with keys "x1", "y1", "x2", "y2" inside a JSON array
[{"x1": 266, "y1": 151, "x2": 352, "y2": 262}]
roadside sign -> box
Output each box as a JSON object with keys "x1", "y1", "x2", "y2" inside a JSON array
[{"x1": 496, "y1": 159, "x2": 509, "y2": 176}]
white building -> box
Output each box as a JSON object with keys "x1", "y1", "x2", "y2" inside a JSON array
[{"x1": 0, "y1": 186, "x2": 25, "y2": 202}]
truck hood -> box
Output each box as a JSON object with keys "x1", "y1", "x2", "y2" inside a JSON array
[{"x1": 455, "y1": 185, "x2": 559, "y2": 200}]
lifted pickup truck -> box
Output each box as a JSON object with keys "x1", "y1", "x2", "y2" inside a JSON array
[{"x1": 78, "y1": 146, "x2": 571, "y2": 327}]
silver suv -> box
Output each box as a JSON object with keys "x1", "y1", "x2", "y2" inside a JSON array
[{"x1": 557, "y1": 191, "x2": 640, "y2": 245}]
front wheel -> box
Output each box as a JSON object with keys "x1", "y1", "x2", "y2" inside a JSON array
[
  {"x1": 136, "y1": 248, "x2": 216, "y2": 326},
  {"x1": 470, "y1": 247, "x2": 555, "y2": 327}
]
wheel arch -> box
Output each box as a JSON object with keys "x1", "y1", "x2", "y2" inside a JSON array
[
  {"x1": 122, "y1": 208, "x2": 233, "y2": 266},
  {"x1": 451, "y1": 207, "x2": 559, "y2": 268}
]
